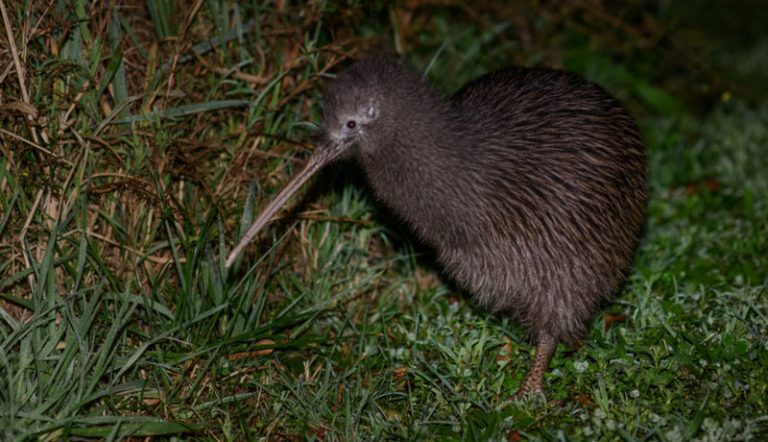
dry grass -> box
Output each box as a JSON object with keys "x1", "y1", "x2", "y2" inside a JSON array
[{"x1": 2, "y1": 1, "x2": 766, "y2": 440}]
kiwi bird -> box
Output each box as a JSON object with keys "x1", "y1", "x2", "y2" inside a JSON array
[{"x1": 226, "y1": 56, "x2": 647, "y2": 397}]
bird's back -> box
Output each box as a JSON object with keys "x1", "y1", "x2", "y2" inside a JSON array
[{"x1": 435, "y1": 67, "x2": 647, "y2": 342}]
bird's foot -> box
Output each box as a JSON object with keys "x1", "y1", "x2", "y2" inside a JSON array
[
  {"x1": 506, "y1": 333, "x2": 557, "y2": 404},
  {"x1": 511, "y1": 384, "x2": 545, "y2": 402},
  {"x1": 498, "y1": 385, "x2": 545, "y2": 409}
]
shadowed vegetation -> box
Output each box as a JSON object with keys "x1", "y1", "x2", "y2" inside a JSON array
[{"x1": 1, "y1": 1, "x2": 766, "y2": 440}]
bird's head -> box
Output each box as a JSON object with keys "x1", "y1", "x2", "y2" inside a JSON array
[
  {"x1": 318, "y1": 56, "x2": 413, "y2": 162},
  {"x1": 321, "y1": 93, "x2": 380, "y2": 157},
  {"x1": 225, "y1": 56, "x2": 425, "y2": 267}
]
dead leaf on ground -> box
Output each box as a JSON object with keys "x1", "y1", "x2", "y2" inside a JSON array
[
  {"x1": 574, "y1": 393, "x2": 597, "y2": 408},
  {"x1": 227, "y1": 338, "x2": 276, "y2": 360},
  {"x1": 604, "y1": 312, "x2": 627, "y2": 332}
]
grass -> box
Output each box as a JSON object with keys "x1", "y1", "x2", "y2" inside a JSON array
[{"x1": 1, "y1": 1, "x2": 766, "y2": 440}]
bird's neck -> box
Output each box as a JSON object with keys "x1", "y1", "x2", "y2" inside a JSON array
[{"x1": 358, "y1": 112, "x2": 474, "y2": 248}]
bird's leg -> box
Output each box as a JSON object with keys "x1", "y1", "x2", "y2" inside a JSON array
[{"x1": 512, "y1": 332, "x2": 557, "y2": 399}]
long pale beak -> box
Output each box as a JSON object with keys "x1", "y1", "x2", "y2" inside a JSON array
[{"x1": 225, "y1": 140, "x2": 348, "y2": 268}]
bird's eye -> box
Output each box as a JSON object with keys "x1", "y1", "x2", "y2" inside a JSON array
[{"x1": 346, "y1": 120, "x2": 357, "y2": 129}]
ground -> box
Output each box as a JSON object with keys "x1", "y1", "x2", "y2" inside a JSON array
[{"x1": 0, "y1": 1, "x2": 766, "y2": 440}]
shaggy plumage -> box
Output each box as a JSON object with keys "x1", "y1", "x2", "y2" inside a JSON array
[{"x1": 228, "y1": 56, "x2": 647, "y2": 396}]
